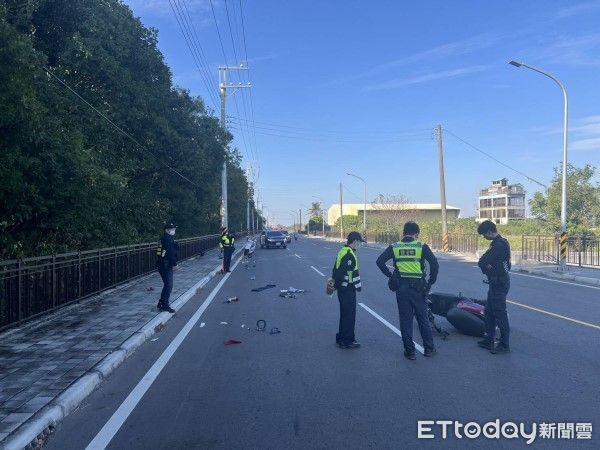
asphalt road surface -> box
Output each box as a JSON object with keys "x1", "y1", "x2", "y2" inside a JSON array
[{"x1": 45, "y1": 237, "x2": 599, "y2": 449}]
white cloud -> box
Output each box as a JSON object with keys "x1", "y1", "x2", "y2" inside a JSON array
[
  {"x1": 556, "y1": 1, "x2": 600, "y2": 18},
  {"x1": 364, "y1": 65, "x2": 490, "y2": 91},
  {"x1": 532, "y1": 116, "x2": 600, "y2": 152},
  {"x1": 537, "y1": 33, "x2": 600, "y2": 67},
  {"x1": 571, "y1": 137, "x2": 600, "y2": 151},
  {"x1": 123, "y1": 0, "x2": 213, "y2": 15}
]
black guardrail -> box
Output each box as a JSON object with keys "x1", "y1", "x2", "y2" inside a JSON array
[
  {"x1": 522, "y1": 235, "x2": 600, "y2": 267},
  {"x1": 373, "y1": 232, "x2": 480, "y2": 254},
  {"x1": 0, "y1": 234, "x2": 223, "y2": 331}
]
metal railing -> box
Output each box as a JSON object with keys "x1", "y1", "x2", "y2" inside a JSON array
[
  {"x1": 373, "y1": 232, "x2": 480, "y2": 254},
  {"x1": 0, "y1": 234, "x2": 221, "y2": 331},
  {"x1": 522, "y1": 235, "x2": 600, "y2": 267}
]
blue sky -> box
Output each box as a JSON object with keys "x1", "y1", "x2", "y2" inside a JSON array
[{"x1": 124, "y1": 0, "x2": 600, "y2": 225}]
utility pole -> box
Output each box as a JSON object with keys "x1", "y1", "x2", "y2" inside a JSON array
[
  {"x1": 219, "y1": 64, "x2": 250, "y2": 228},
  {"x1": 339, "y1": 183, "x2": 344, "y2": 240},
  {"x1": 251, "y1": 205, "x2": 255, "y2": 235},
  {"x1": 437, "y1": 124, "x2": 449, "y2": 252},
  {"x1": 299, "y1": 209, "x2": 302, "y2": 234}
]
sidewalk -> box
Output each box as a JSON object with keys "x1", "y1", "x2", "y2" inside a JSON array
[
  {"x1": 0, "y1": 248, "x2": 225, "y2": 447},
  {"x1": 514, "y1": 262, "x2": 600, "y2": 286}
]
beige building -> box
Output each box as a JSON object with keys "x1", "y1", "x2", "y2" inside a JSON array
[
  {"x1": 477, "y1": 178, "x2": 526, "y2": 225},
  {"x1": 327, "y1": 203, "x2": 460, "y2": 225}
]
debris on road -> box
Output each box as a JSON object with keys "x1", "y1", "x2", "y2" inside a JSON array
[
  {"x1": 146, "y1": 287, "x2": 154, "y2": 292},
  {"x1": 225, "y1": 296, "x2": 239, "y2": 303},
  {"x1": 220, "y1": 321, "x2": 229, "y2": 325},
  {"x1": 200, "y1": 322, "x2": 206, "y2": 327},
  {"x1": 269, "y1": 327, "x2": 281, "y2": 335},
  {"x1": 288, "y1": 286, "x2": 307, "y2": 293},
  {"x1": 256, "y1": 319, "x2": 266, "y2": 331},
  {"x1": 224, "y1": 339, "x2": 242, "y2": 345},
  {"x1": 151, "y1": 338, "x2": 159, "y2": 341},
  {"x1": 279, "y1": 291, "x2": 297, "y2": 299},
  {"x1": 251, "y1": 284, "x2": 276, "y2": 292},
  {"x1": 250, "y1": 276, "x2": 256, "y2": 280}
]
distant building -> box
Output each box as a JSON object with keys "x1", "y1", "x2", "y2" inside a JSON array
[
  {"x1": 327, "y1": 203, "x2": 460, "y2": 226},
  {"x1": 477, "y1": 178, "x2": 525, "y2": 225}
]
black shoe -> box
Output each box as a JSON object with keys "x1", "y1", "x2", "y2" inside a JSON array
[
  {"x1": 491, "y1": 344, "x2": 510, "y2": 354},
  {"x1": 477, "y1": 339, "x2": 494, "y2": 350},
  {"x1": 340, "y1": 342, "x2": 361, "y2": 349},
  {"x1": 158, "y1": 304, "x2": 175, "y2": 313},
  {"x1": 424, "y1": 347, "x2": 437, "y2": 357},
  {"x1": 404, "y1": 351, "x2": 416, "y2": 360}
]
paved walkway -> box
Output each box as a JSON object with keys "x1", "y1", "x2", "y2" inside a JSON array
[{"x1": 0, "y1": 249, "x2": 222, "y2": 443}]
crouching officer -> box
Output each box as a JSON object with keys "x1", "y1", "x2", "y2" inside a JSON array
[
  {"x1": 477, "y1": 220, "x2": 511, "y2": 354},
  {"x1": 156, "y1": 222, "x2": 179, "y2": 313},
  {"x1": 220, "y1": 226, "x2": 235, "y2": 273},
  {"x1": 332, "y1": 231, "x2": 365, "y2": 349},
  {"x1": 376, "y1": 221, "x2": 439, "y2": 360}
]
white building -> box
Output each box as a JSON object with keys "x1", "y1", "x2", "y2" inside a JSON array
[
  {"x1": 327, "y1": 203, "x2": 460, "y2": 226},
  {"x1": 477, "y1": 178, "x2": 526, "y2": 225}
]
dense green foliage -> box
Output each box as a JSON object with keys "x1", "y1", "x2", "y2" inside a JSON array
[
  {"x1": 530, "y1": 164, "x2": 600, "y2": 235},
  {"x1": 0, "y1": 1, "x2": 257, "y2": 259}
]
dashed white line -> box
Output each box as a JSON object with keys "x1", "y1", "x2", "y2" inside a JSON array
[
  {"x1": 311, "y1": 266, "x2": 325, "y2": 277},
  {"x1": 358, "y1": 303, "x2": 425, "y2": 354},
  {"x1": 86, "y1": 256, "x2": 243, "y2": 449},
  {"x1": 294, "y1": 254, "x2": 301, "y2": 259}
]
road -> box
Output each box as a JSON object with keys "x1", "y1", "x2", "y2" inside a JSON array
[{"x1": 45, "y1": 237, "x2": 599, "y2": 449}]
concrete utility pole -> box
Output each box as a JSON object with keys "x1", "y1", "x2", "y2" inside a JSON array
[
  {"x1": 339, "y1": 183, "x2": 344, "y2": 240},
  {"x1": 437, "y1": 125, "x2": 449, "y2": 252},
  {"x1": 219, "y1": 64, "x2": 250, "y2": 228},
  {"x1": 299, "y1": 209, "x2": 302, "y2": 234},
  {"x1": 251, "y1": 206, "x2": 255, "y2": 235},
  {"x1": 509, "y1": 60, "x2": 569, "y2": 271}
]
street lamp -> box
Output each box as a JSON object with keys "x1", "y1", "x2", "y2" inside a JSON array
[
  {"x1": 312, "y1": 196, "x2": 326, "y2": 236},
  {"x1": 510, "y1": 60, "x2": 569, "y2": 271},
  {"x1": 346, "y1": 172, "x2": 367, "y2": 234}
]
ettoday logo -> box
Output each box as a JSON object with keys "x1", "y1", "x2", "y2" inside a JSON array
[{"x1": 417, "y1": 420, "x2": 593, "y2": 444}]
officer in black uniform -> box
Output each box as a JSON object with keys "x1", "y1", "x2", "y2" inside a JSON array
[
  {"x1": 156, "y1": 222, "x2": 179, "y2": 313},
  {"x1": 376, "y1": 221, "x2": 439, "y2": 360},
  {"x1": 331, "y1": 231, "x2": 365, "y2": 349},
  {"x1": 220, "y1": 226, "x2": 235, "y2": 273},
  {"x1": 477, "y1": 220, "x2": 511, "y2": 354}
]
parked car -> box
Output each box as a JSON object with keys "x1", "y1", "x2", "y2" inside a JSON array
[
  {"x1": 260, "y1": 230, "x2": 287, "y2": 249},
  {"x1": 281, "y1": 230, "x2": 292, "y2": 243}
]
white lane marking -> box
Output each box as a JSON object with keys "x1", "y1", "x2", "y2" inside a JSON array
[
  {"x1": 311, "y1": 266, "x2": 325, "y2": 277},
  {"x1": 86, "y1": 256, "x2": 243, "y2": 450},
  {"x1": 511, "y1": 271, "x2": 600, "y2": 290},
  {"x1": 358, "y1": 303, "x2": 425, "y2": 354},
  {"x1": 294, "y1": 254, "x2": 301, "y2": 258},
  {"x1": 324, "y1": 246, "x2": 331, "y2": 249},
  {"x1": 507, "y1": 300, "x2": 600, "y2": 331}
]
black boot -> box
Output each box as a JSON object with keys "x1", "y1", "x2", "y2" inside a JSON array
[{"x1": 477, "y1": 339, "x2": 494, "y2": 350}]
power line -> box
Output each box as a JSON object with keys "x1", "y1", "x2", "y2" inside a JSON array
[
  {"x1": 43, "y1": 66, "x2": 200, "y2": 188},
  {"x1": 444, "y1": 129, "x2": 547, "y2": 189},
  {"x1": 169, "y1": 0, "x2": 219, "y2": 110}
]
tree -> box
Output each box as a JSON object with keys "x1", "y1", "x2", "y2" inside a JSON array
[
  {"x1": 369, "y1": 194, "x2": 416, "y2": 232},
  {"x1": 530, "y1": 164, "x2": 600, "y2": 235}
]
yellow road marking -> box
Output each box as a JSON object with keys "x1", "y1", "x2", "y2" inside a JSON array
[{"x1": 508, "y1": 300, "x2": 600, "y2": 331}]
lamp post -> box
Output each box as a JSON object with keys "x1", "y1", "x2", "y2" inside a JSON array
[
  {"x1": 509, "y1": 60, "x2": 569, "y2": 271},
  {"x1": 347, "y1": 172, "x2": 367, "y2": 234}
]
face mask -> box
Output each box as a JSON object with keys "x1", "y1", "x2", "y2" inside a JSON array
[{"x1": 166, "y1": 229, "x2": 176, "y2": 236}]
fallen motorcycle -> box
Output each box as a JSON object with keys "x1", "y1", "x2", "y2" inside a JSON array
[{"x1": 428, "y1": 292, "x2": 490, "y2": 338}]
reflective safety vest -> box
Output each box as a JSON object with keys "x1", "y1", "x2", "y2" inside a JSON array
[
  {"x1": 392, "y1": 240, "x2": 424, "y2": 278},
  {"x1": 220, "y1": 235, "x2": 234, "y2": 248},
  {"x1": 335, "y1": 246, "x2": 361, "y2": 288},
  {"x1": 156, "y1": 242, "x2": 166, "y2": 258}
]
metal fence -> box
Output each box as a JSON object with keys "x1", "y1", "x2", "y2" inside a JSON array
[
  {"x1": 373, "y1": 232, "x2": 480, "y2": 254},
  {"x1": 521, "y1": 235, "x2": 600, "y2": 267},
  {"x1": 0, "y1": 234, "x2": 221, "y2": 331}
]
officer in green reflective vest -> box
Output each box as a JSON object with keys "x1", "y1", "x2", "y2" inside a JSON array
[
  {"x1": 220, "y1": 227, "x2": 235, "y2": 273},
  {"x1": 331, "y1": 231, "x2": 365, "y2": 349},
  {"x1": 376, "y1": 221, "x2": 439, "y2": 360}
]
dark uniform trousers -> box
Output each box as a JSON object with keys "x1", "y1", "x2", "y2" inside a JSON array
[
  {"x1": 158, "y1": 265, "x2": 174, "y2": 307},
  {"x1": 223, "y1": 246, "x2": 233, "y2": 271},
  {"x1": 336, "y1": 287, "x2": 356, "y2": 345},
  {"x1": 395, "y1": 283, "x2": 434, "y2": 354},
  {"x1": 485, "y1": 275, "x2": 510, "y2": 346}
]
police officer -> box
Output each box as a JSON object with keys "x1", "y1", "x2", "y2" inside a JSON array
[
  {"x1": 220, "y1": 226, "x2": 235, "y2": 273},
  {"x1": 156, "y1": 222, "x2": 179, "y2": 313},
  {"x1": 331, "y1": 231, "x2": 365, "y2": 349},
  {"x1": 477, "y1": 220, "x2": 511, "y2": 354},
  {"x1": 376, "y1": 221, "x2": 439, "y2": 360}
]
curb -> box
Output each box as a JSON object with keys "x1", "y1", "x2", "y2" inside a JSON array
[
  {"x1": 515, "y1": 268, "x2": 600, "y2": 287},
  {"x1": 1, "y1": 262, "x2": 226, "y2": 450}
]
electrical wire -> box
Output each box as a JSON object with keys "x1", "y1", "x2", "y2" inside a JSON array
[
  {"x1": 43, "y1": 66, "x2": 200, "y2": 187},
  {"x1": 444, "y1": 129, "x2": 547, "y2": 188}
]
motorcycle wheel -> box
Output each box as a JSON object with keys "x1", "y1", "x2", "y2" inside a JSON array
[{"x1": 446, "y1": 306, "x2": 486, "y2": 337}]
